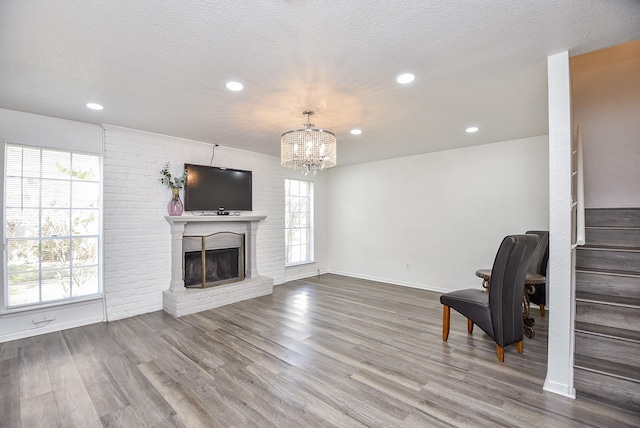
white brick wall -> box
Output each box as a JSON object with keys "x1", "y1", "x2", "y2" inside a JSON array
[{"x1": 103, "y1": 126, "x2": 285, "y2": 321}]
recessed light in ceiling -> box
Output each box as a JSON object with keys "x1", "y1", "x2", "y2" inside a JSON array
[
  {"x1": 396, "y1": 73, "x2": 415, "y2": 84},
  {"x1": 350, "y1": 129, "x2": 362, "y2": 135},
  {"x1": 86, "y1": 102, "x2": 104, "y2": 110},
  {"x1": 226, "y1": 81, "x2": 243, "y2": 91},
  {"x1": 466, "y1": 126, "x2": 479, "y2": 133}
]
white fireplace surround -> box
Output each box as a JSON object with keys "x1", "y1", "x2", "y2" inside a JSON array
[{"x1": 163, "y1": 215, "x2": 274, "y2": 316}]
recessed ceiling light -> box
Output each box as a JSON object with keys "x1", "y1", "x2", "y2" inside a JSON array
[
  {"x1": 226, "y1": 81, "x2": 243, "y2": 91},
  {"x1": 350, "y1": 129, "x2": 362, "y2": 135},
  {"x1": 86, "y1": 102, "x2": 103, "y2": 110},
  {"x1": 396, "y1": 73, "x2": 415, "y2": 84},
  {"x1": 466, "y1": 126, "x2": 479, "y2": 133}
]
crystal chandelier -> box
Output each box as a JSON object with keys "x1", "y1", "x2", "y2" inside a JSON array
[{"x1": 281, "y1": 111, "x2": 337, "y2": 175}]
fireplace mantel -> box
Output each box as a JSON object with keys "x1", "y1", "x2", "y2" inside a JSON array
[
  {"x1": 164, "y1": 214, "x2": 267, "y2": 225},
  {"x1": 163, "y1": 214, "x2": 273, "y2": 316}
]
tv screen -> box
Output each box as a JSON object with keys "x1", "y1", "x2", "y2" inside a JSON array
[{"x1": 183, "y1": 164, "x2": 252, "y2": 212}]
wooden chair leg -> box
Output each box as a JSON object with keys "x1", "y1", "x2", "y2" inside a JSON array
[
  {"x1": 467, "y1": 319, "x2": 474, "y2": 334},
  {"x1": 496, "y1": 344, "x2": 505, "y2": 362},
  {"x1": 516, "y1": 341, "x2": 523, "y2": 354},
  {"x1": 442, "y1": 305, "x2": 450, "y2": 341},
  {"x1": 540, "y1": 304, "x2": 545, "y2": 317}
]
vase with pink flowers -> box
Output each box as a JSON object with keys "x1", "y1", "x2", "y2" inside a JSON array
[{"x1": 160, "y1": 162, "x2": 187, "y2": 216}]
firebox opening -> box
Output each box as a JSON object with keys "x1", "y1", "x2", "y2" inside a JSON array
[{"x1": 183, "y1": 232, "x2": 245, "y2": 288}]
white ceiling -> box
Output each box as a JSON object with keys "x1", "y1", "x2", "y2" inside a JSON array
[{"x1": 1, "y1": 1, "x2": 639, "y2": 166}]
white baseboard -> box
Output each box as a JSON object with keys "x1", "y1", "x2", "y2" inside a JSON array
[
  {"x1": 326, "y1": 270, "x2": 450, "y2": 294},
  {"x1": 543, "y1": 378, "x2": 576, "y2": 399},
  {"x1": 283, "y1": 269, "x2": 330, "y2": 283}
]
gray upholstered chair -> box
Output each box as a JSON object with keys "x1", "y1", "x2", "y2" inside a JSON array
[
  {"x1": 525, "y1": 230, "x2": 549, "y2": 316},
  {"x1": 440, "y1": 234, "x2": 539, "y2": 362}
]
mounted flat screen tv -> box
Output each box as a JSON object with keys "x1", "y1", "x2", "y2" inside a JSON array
[{"x1": 183, "y1": 164, "x2": 252, "y2": 212}]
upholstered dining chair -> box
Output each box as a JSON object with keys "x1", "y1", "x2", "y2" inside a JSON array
[
  {"x1": 440, "y1": 234, "x2": 539, "y2": 362},
  {"x1": 525, "y1": 230, "x2": 549, "y2": 316}
]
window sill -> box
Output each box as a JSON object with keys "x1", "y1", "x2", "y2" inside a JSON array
[{"x1": 285, "y1": 260, "x2": 316, "y2": 268}]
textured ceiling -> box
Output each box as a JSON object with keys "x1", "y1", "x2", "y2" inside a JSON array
[{"x1": 1, "y1": 1, "x2": 639, "y2": 166}]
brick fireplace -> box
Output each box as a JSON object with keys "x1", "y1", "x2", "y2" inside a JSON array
[{"x1": 163, "y1": 215, "x2": 273, "y2": 316}]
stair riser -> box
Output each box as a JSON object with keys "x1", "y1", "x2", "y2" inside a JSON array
[
  {"x1": 576, "y1": 301, "x2": 639, "y2": 331},
  {"x1": 575, "y1": 271, "x2": 640, "y2": 299},
  {"x1": 576, "y1": 209, "x2": 640, "y2": 408},
  {"x1": 586, "y1": 208, "x2": 640, "y2": 228},
  {"x1": 576, "y1": 248, "x2": 640, "y2": 273},
  {"x1": 586, "y1": 228, "x2": 640, "y2": 248},
  {"x1": 575, "y1": 332, "x2": 640, "y2": 369},
  {"x1": 574, "y1": 368, "x2": 640, "y2": 411}
]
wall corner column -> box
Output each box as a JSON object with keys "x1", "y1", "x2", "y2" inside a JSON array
[{"x1": 544, "y1": 50, "x2": 577, "y2": 399}]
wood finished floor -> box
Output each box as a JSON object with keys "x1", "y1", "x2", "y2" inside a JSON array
[{"x1": 1, "y1": 274, "x2": 638, "y2": 428}]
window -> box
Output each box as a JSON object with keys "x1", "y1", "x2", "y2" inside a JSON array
[
  {"x1": 4, "y1": 144, "x2": 101, "y2": 308},
  {"x1": 285, "y1": 179, "x2": 313, "y2": 266}
]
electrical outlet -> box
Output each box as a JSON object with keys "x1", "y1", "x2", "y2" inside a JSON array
[{"x1": 32, "y1": 314, "x2": 56, "y2": 324}]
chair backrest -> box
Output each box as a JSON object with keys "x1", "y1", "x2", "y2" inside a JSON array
[
  {"x1": 525, "y1": 230, "x2": 549, "y2": 274},
  {"x1": 488, "y1": 234, "x2": 539, "y2": 347}
]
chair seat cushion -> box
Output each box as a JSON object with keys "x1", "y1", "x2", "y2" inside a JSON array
[{"x1": 440, "y1": 289, "x2": 494, "y2": 340}]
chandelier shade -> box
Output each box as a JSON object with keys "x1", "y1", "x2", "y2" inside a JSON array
[{"x1": 281, "y1": 111, "x2": 337, "y2": 174}]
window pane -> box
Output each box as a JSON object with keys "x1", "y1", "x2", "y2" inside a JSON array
[
  {"x1": 42, "y1": 179, "x2": 70, "y2": 208},
  {"x1": 41, "y1": 271, "x2": 71, "y2": 301},
  {"x1": 290, "y1": 245, "x2": 302, "y2": 264},
  {"x1": 285, "y1": 212, "x2": 295, "y2": 229},
  {"x1": 72, "y1": 237, "x2": 98, "y2": 266},
  {"x1": 6, "y1": 208, "x2": 39, "y2": 238},
  {"x1": 42, "y1": 150, "x2": 71, "y2": 180},
  {"x1": 72, "y1": 153, "x2": 99, "y2": 181},
  {"x1": 6, "y1": 145, "x2": 41, "y2": 178},
  {"x1": 291, "y1": 229, "x2": 301, "y2": 246},
  {"x1": 5, "y1": 177, "x2": 40, "y2": 208},
  {"x1": 290, "y1": 180, "x2": 300, "y2": 196},
  {"x1": 41, "y1": 209, "x2": 70, "y2": 237},
  {"x1": 300, "y1": 196, "x2": 309, "y2": 213},
  {"x1": 72, "y1": 209, "x2": 100, "y2": 235},
  {"x1": 72, "y1": 267, "x2": 99, "y2": 297},
  {"x1": 5, "y1": 145, "x2": 25, "y2": 176},
  {"x1": 7, "y1": 240, "x2": 39, "y2": 272},
  {"x1": 299, "y1": 213, "x2": 309, "y2": 227},
  {"x1": 299, "y1": 182, "x2": 309, "y2": 197},
  {"x1": 72, "y1": 181, "x2": 100, "y2": 208},
  {"x1": 41, "y1": 238, "x2": 71, "y2": 270},
  {"x1": 289, "y1": 196, "x2": 300, "y2": 214},
  {"x1": 285, "y1": 229, "x2": 294, "y2": 248},
  {"x1": 290, "y1": 211, "x2": 300, "y2": 228},
  {"x1": 8, "y1": 272, "x2": 40, "y2": 306}
]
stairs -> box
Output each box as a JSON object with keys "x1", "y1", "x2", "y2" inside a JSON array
[{"x1": 574, "y1": 208, "x2": 640, "y2": 411}]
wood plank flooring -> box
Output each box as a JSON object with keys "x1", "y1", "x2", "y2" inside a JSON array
[{"x1": 1, "y1": 274, "x2": 638, "y2": 427}]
